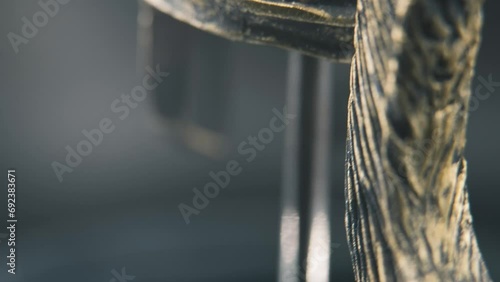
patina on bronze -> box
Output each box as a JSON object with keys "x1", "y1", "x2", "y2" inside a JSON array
[{"x1": 144, "y1": 0, "x2": 356, "y2": 62}]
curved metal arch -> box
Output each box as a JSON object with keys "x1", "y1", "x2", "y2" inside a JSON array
[{"x1": 144, "y1": 0, "x2": 356, "y2": 62}]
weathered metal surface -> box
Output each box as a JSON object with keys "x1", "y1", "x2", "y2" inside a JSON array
[
  {"x1": 142, "y1": 0, "x2": 492, "y2": 280},
  {"x1": 345, "y1": 0, "x2": 491, "y2": 280},
  {"x1": 143, "y1": 0, "x2": 356, "y2": 62}
]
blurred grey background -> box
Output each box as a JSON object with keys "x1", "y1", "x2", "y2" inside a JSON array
[{"x1": 0, "y1": 0, "x2": 498, "y2": 281}]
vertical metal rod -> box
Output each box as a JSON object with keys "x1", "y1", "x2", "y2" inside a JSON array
[
  {"x1": 278, "y1": 53, "x2": 335, "y2": 282},
  {"x1": 305, "y1": 59, "x2": 335, "y2": 282},
  {"x1": 278, "y1": 51, "x2": 304, "y2": 282}
]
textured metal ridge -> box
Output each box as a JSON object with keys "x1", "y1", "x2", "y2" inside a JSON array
[{"x1": 144, "y1": 0, "x2": 356, "y2": 62}]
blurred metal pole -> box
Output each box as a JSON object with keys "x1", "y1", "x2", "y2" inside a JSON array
[
  {"x1": 306, "y1": 58, "x2": 335, "y2": 282},
  {"x1": 278, "y1": 53, "x2": 335, "y2": 282}
]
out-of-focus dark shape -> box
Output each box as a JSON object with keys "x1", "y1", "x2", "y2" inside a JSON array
[{"x1": 138, "y1": 3, "x2": 230, "y2": 158}]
